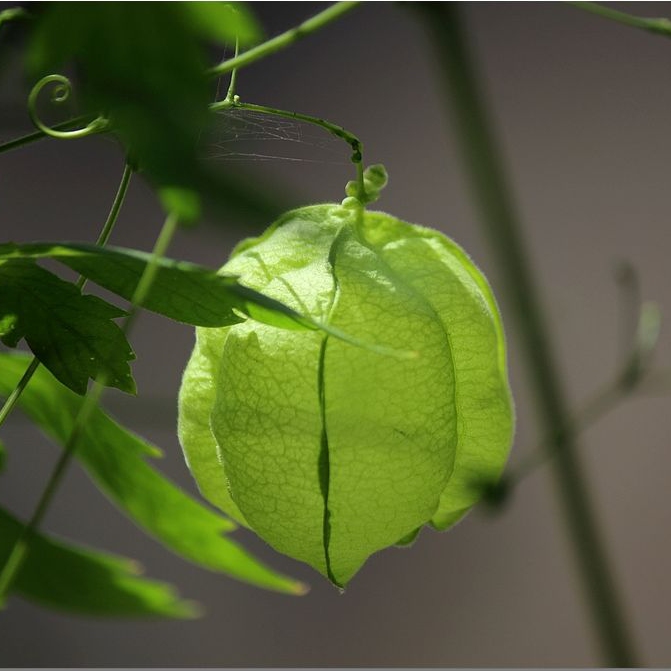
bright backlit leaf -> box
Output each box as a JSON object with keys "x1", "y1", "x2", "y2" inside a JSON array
[
  {"x1": 0, "y1": 353, "x2": 306, "y2": 595},
  {"x1": 179, "y1": 201, "x2": 514, "y2": 587},
  {"x1": 0, "y1": 259, "x2": 135, "y2": 395},
  {"x1": 0, "y1": 505, "x2": 198, "y2": 618}
]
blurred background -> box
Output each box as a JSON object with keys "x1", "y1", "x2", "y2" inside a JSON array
[{"x1": 1, "y1": 2, "x2": 670, "y2": 666}]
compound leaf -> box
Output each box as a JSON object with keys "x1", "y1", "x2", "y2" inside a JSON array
[
  {"x1": 0, "y1": 259, "x2": 135, "y2": 395},
  {"x1": 0, "y1": 352, "x2": 306, "y2": 595},
  {"x1": 0, "y1": 505, "x2": 198, "y2": 618},
  {"x1": 0, "y1": 242, "x2": 316, "y2": 331}
]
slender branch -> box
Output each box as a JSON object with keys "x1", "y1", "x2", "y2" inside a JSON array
[
  {"x1": 509, "y1": 364, "x2": 668, "y2": 488},
  {"x1": 224, "y1": 38, "x2": 240, "y2": 103},
  {"x1": 417, "y1": 5, "x2": 638, "y2": 666},
  {"x1": 209, "y1": 2, "x2": 360, "y2": 77},
  {"x1": 0, "y1": 210, "x2": 180, "y2": 602},
  {"x1": 0, "y1": 359, "x2": 40, "y2": 429},
  {"x1": 571, "y1": 2, "x2": 671, "y2": 37},
  {"x1": 211, "y1": 98, "x2": 365, "y2": 196},
  {"x1": 88, "y1": 163, "x2": 133, "y2": 253},
  {"x1": 0, "y1": 162, "x2": 132, "y2": 432},
  {"x1": 212, "y1": 98, "x2": 361, "y2": 160},
  {"x1": 0, "y1": 117, "x2": 90, "y2": 156}
]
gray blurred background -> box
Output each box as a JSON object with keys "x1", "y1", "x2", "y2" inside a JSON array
[{"x1": 1, "y1": 2, "x2": 670, "y2": 666}]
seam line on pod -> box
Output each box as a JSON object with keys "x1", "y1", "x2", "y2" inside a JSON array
[
  {"x1": 317, "y1": 225, "x2": 347, "y2": 588},
  {"x1": 317, "y1": 334, "x2": 338, "y2": 586}
]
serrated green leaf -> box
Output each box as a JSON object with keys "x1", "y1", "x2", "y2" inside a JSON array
[
  {"x1": 0, "y1": 352, "x2": 307, "y2": 595},
  {"x1": 0, "y1": 505, "x2": 198, "y2": 618},
  {"x1": 0, "y1": 259, "x2": 135, "y2": 395},
  {"x1": 179, "y1": 203, "x2": 514, "y2": 587},
  {"x1": 0, "y1": 242, "x2": 312, "y2": 331},
  {"x1": 185, "y1": 2, "x2": 262, "y2": 47}
]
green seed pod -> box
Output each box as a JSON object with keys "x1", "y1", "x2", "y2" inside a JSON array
[{"x1": 178, "y1": 193, "x2": 514, "y2": 588}]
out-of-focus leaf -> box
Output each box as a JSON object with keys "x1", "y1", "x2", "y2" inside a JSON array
[
  {"x1": 0, "y1": 505, "x2": 199, "y2": 618},
  {"x1": 185, "y1": 2, "x2": 262, "y2": 46},
  {"x1": 0, "y1": 259, "x2": 135, "y2": 395},
  {"x1": 159, "y1": 187, "x2": 202, "y2": 225},
  {"x1": 0, "y1": 352, "x2": 307, "y2": 595},
  {"x1": 0, "y1": 242, "x2": 316, "y2": 331},
  {"x1": 26, "y1": 3, "x2": 274, "y2": 222}
]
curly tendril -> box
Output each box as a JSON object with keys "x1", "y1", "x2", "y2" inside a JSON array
[{"x1": 27, "y1": 75, "x2": 109, "y2": 139}]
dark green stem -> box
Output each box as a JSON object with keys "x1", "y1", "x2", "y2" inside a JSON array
[
  {"x1": 418, "y1": 4, "x2": 638, "y2": 666},
  {"x1": 0, "y1": 358, "x2": 39, "y2": 428},
  {"x1": 211, "y1": 98, "x2": 364, "y2": 195},
  {"x1": 0, "y1": 117, "x2": 88, "y2": 156},
  {"x1": 209, "y1": 2, "x2": 360, "y2": 77}
]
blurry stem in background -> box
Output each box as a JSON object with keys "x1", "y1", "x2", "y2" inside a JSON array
[
  {"x1": 571, "y1": 2, "x2": 671, "y2": 37},
  {"x1": 505, "y1": 272, "x2": 664, "y2": 487},
  {"x1": 417, "y1": 4, "x2": 639, "y2": 667},
  {"x1": 0, "y1": 162, "x2": 132, "y2": 430},
  {"x1": 0, "y1": 211, "x2": 180, "y2": 603},
  {"x1": 0, "y1": 6, "x2": 27, "y2": 30},
  {"x1": 209, "y1": 1, "x2": 360, "y2": 78}
]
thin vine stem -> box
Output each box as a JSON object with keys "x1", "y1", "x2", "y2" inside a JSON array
[
  {"x1": 0, "y1": 117, "x2": 89, "y2": 156},
  {"x1": 211, "y1": 98, "x2": 365, "y2": 197},
  {"x1": 224, "y1": 38, "x2": 240, "y2": 103},
  {"x1": 0, "y1": 210, "x2": 180, "y2": 602},
  {"x1": 0, "y1": 163, "x2": 133, "y2": 434},
  {"x1": 418, "y1": 5, "x2": 638, "y2": 667},
  {"x1": 0, "y1": 358, "x2": 40, "y2": 429},
  {"x1": 571, "y1": 2, "x2": 671, "y2": 37},
  {"x1": 209, "y1": 2, "x2": 360, "y2": 78}
]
